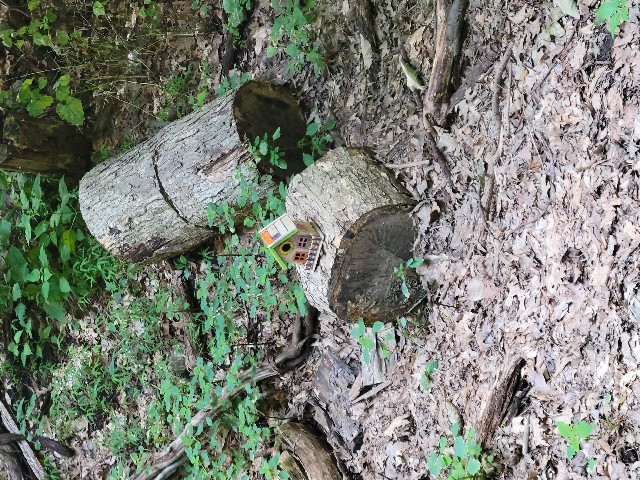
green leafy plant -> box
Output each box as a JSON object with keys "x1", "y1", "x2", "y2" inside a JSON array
[
  {"x1": 557, "y1": 419, "x2": 596, "y2": 460},
  {"x1": 223, "y1": 0, "x2": 252, "y2": 39},
  {"x1": 420, "y1": 359, "x2": 439, "y2": 391},
  {"x1": 595, "y1": 0, "x2": 629, "y2": 37},
  {"x1": 267, "y1": 0, "x2": 324, "y2": 75},
  {"x1": 216, "y1": 71, "x2": 252, "y2": 96},
  {"x1": 0, "y1": 75, "x2": 85, "y2": 125},
  {"x1": 351, "y1": 318, "x2": 384, "y2": 364},
  {"x1": 394, "y1": 257, "x2": 424, "y2": 298},
  {"x1": 0, "y1": 174, "x2": 125, "y2": 366},
  {"x1": 428, "y1": 423, "x2": 494, "y2": 479},
  {"x1": 298, "y1": 118, "x2": 336, "y2": 166},
  {"x1": 248, "y1": 127, "x2": 286, "y2": 169}
]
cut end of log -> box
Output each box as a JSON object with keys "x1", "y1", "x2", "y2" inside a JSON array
[
  {"x1": 329, "y1": 204, "x2": 424, "y2": 323},
  {"x1": 233, "y1": 82, "x2": 308, "y2": 181}
]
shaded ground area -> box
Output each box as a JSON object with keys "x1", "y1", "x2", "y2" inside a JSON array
[{"x1": 4, "y1": 0, "x2": 639, "y2": 477}]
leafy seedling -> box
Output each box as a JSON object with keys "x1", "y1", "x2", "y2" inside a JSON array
[
  {"x1": 595, "y1": 0, "x2": 629, "y2": 37},
  {"x1": 557, "y1": 420, "x2": 595, "y2": 460}
]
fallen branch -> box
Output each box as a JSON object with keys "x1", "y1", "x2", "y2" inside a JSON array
[{"x1": 424, "y1": 0, "x2": 470, "y2": 125}]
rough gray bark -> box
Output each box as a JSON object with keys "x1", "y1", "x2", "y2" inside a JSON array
[
  {"x1": 79, "y1": 81, "x2": 307, "y2": 264},
  {"x1": 286, "y1": 148, "x2": 423, "y2": 324}
]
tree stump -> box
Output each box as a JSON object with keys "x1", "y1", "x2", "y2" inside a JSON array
[
  {"x1": 79, "y1": 81, "x2": 307, "y2": 264},
  {"x1": 0, "y1": 113, "x2": 91, "y2": 181},
  {"x1": 286, "y1": 148, "x2": 424, "y2": 324}
]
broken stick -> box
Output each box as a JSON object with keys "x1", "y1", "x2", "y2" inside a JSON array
[{"x1": 424, "y1": 0, "x2": 471, "y2": 125}]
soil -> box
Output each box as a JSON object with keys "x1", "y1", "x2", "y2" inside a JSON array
[{"x1": 7, "y1": 0, "x2": 640, "y2": 478}]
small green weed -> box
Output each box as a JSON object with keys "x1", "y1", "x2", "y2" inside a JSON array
[
  {"x1": 216, "y1": 71, "x2": 252, "y2": 96},
  {"x1": 223, "y1": 0, "x2": 252, "y2": 39},
  {"x1": 0, "y1": 174, "x2": 125, "y2": 366},
  {"x1": 351, "y1": 319, "x2": 394, "y2": 364},
  {"x1": 595, "y1": 0, "x2": 629, "y2": 36},
  {"x1": 248, "y1": 127, "x2": 286, "y2": 169},
  {"x1": 394, "y1": 257, "x2": 424, "y2": 298},
  {"x1": 267, "y1": 0, "x2": 324, "y2": 76},
  {"x1": 0, "y1": 75, "x2": 85, "y2": 125},
  {"x1": 420, "y1": 359, "x2": 439, "y2": 391},
  {"x1": 428, "y1": 423, "x2": 494, "y2": 479},
  {"x1": 298, "y1": 118, "x2": 336, "y2": 166},
  {"x1": 557, "y1": 419, "x2": 596, "y2": 461}
]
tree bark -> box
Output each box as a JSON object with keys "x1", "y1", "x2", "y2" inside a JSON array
[
  {"x1": 286, "y1": 148, "x2": 424, "y2": 324},
  {"x1": 0, "y1": 113, "x2": 91, "y2": 181},
  {"x1": 79, "y1": 81, "x2": 307, "y2": 264}
]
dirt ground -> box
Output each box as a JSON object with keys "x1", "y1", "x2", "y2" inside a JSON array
[{"x1": 60, "y1": 0, "x2": 640, "y2": 477}]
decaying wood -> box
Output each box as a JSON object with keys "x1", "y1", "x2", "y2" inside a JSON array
[
  {"x1": 131, "y1": 308, "x2": 317, "y2": 480},
  {"x1": 310, "y1": 349, "x2": 361, "y2": 457},
  {"x1": 424, "y1": 0, "x2": 470, "y2": 125},
  {"x1": 0, "y1": 113, "x2": 91, "y2": 181},
  {"x1": 286, "y1": 148, "x2": 425, "y2": 324},
  {"x1": 80, "y1": 81, "x2": 307, "y2": 264},
  {"x1": 476, "y1": 357, "x2": 527, "y2": 446},
  {"x1": 277, "y1": 422, "x2": 341, "y2": 480},
  {"x1": 0, "y1": 399, "x2": 46, "y2": 480},
  {"x1": 278, "y1": 450, "x2": 306, "y2": 480}
]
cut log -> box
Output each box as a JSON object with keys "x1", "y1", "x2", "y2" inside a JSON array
[
  {"x1": 286, "y1": 148, "x2": 424, "y2": 324},
  {"x1": 79, "y1": 81, "x2": 307, "y2": 264},
  {"x1": 0, "y1": 113, "x2": 91, "y2": 181}
]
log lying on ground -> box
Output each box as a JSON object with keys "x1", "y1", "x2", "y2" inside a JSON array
[
  {"x1": 286, "y1": 148, "x2": 424, "y2": 324},
  {"x1": 0, "y1": 113, "x2": 91, "y2": 181},
  {"x1": 79, "y1": 81, "x2": 307, "y2": 264}
]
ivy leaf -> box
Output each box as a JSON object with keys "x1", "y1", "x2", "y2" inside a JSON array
[
  {"x1": 453, "y1": 436, "x2": 468, "y2": 459},
  {"x1": 557, "y1": 421, "x2": 572, "y2": 438},
  {"x1": 467, "y1": 458, "x2": 481, "y2": 475},
  {"x1": 272, "y1": 127, "x2": 281, "y2": 140},
  {"x1": 427, "y1": 452, "x2": 442, "y2": 476},
  {"x1": 306, "y1": 122, "x2": 319, "y2": 136},
  {"x1": 56, "y1": 96, "x2": 85, "y2": 125},
  {"x1": 401, "y1": 281, "x2": 410, "y2": 298},
  {"x1": 93, "y1": 1, "x2": 106, "y2": 16},
  {"x1": 302, "y1": 153, "x2": 314, "y2": 166},
  {"x1": 27, "y1": 95, "x2": 53, "y2": 117},
  {"x1": 20, "y1": 343, "x2": 32, "y2": 366},
  {"x1": 574, "y1": 421, "x2": 594, "y2": 439},
  {"x1": 58, "y1": 277, "x2": 71, "y2": 294}
]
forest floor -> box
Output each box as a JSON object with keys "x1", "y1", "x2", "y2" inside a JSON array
[{"x1": 22, "y1": 0, "x2": 640, "y2": 478}]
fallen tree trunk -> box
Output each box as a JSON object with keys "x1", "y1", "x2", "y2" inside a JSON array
[
  {"x1": 0, "y1": 113, "x2": 91, "y2": 181},
  {"x1": 286, "y1": 148, "x2": 424, "y2": 324},
  {"x1": 79, "y1": 81, "x2": 307, "y2": 264}
]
